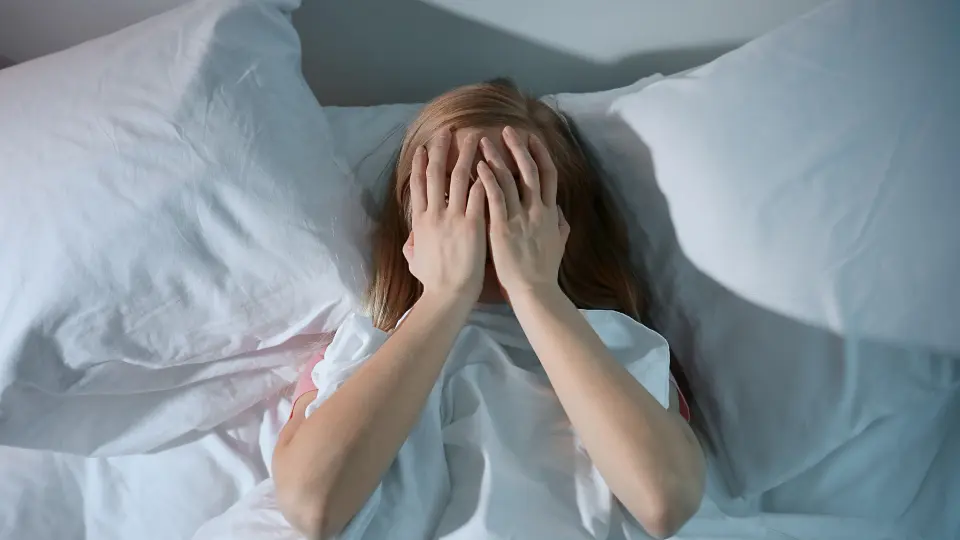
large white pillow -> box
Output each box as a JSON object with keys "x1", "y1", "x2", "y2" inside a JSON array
[
  {"x1": 568, "y1": 0, "x2": 958, "y2": 536},
  {"x1": 0, "y1": 0, "x2": 367, "y2": 455}
]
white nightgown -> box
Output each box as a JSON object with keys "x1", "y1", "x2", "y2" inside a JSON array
[{"x1": 304, "y1": 303, "x2": 672, "y2": 540}]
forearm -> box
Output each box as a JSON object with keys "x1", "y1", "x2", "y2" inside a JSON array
[
  {"x1": 273, "y1": 292, "x2": 472, "y2": 539},
  {"x1": 511, "y1": 285, "x2": 704, "y2": 538}
]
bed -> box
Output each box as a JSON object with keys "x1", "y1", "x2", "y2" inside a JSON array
[{"x1": 0, "y1": 0, "x2": 957, "y2": 539}]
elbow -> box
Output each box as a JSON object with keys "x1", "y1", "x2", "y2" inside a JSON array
[
  {"x1": 275, "y1": 472, "x2": 347, "y2": 540},
  {"x1": 273, "y1": 440, "x2": 350, "y2": 539},
  {"x1": 276, "y1": 488, "x2": 344, "y2": 540},
  {"x1": 631, "y1": 482, "x2": 704, "y2": 540},
  {"x1": 635, "y1": 497, "x2": 698, "y2": 539},
  {"x1": 635, "y1": 426, "x2": 707, "y2": 538},
  {"x1": 282, "y1": 500, "x2": 326, "y2": 540},
  {"x1": 626, "y1": 460, "x2": 706, "y2": 539},
  {"x1": 275, "y1": 482, "x2": 323, "y2": 539}
]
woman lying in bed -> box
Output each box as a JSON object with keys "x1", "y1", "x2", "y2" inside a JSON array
[{"x1": 272, "y1": 79, "x2": 705, "y2": 540}]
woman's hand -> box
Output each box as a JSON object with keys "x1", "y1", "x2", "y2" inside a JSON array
[
  {"x1": 404, "y1": 129, "x2": 488, "y2": 301},
  {"x1": 476, "y1": 126, "x2": 570, "y2": 297}
]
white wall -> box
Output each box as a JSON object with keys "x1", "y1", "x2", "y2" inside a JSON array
[
  {"x1": 0, "y1": 0, "x2": 188, "y2": 63},
  {"x1": 0, "y1": 0, "x2": 825, "y2": 105}
]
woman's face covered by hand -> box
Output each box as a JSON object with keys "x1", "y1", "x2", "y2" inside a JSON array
[{"x1": 412, "y1": 125, "x2": 565, "y2": 305}]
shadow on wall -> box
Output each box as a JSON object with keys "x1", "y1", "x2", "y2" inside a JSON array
[{"x1": 294, "y1": 0, "x2": 736, "y2": 106}]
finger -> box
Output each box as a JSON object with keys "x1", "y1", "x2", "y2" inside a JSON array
[
  {"x1": 409, "y1": 146, "x2": 427, "y2": 216},
  {"x1": 502, "y1": 126, "x2": 540, "y2": 207},
  {"x1": 477, "y1": 160, "x2": 507, "y2": 224},
  {"x1": 402, "y1": 231, "x2": 414, "y2": 262},
  {"x1": 426, "y1": 129, "x2": 451, "y2": 211},
  {"x1": 480, "y1": 136, "x2": 522, "y2": 217},
  {"x1": 558, "y1": 206, "x2": 571, "y2": 244},
  {"x1": 465, "y1": 176, "x2": 487, "y2": 221},
  {"x1": 449, "y1": 132, "x2": 480, "y2": 214},
  {"x1": 529, "y1": 134, "x2": 558, "y2": 206}
]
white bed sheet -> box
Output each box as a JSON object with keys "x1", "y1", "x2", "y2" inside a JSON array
[
  {"x1": 192, "y1": 466, "x2": 919, "y2": 540},
  {"x1": 0, "y1": 391, "x2": 293, "y2": 540},
  {"x1": 1, "y1": 402, "x2": 921, "y2": 540}
]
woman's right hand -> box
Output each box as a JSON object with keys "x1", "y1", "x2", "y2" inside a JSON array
[
  {"x1": 276, "y1": 132, "x2": 488, "y2": 538},
  {"x1": 404, "y1": 129, "x2": 488, "y2": 302}
]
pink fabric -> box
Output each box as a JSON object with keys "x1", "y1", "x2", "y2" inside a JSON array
[
  {"x1": 289, "y1": 334, "x2": 335, "y2": 417},
  {"x1": 292, "y1": 352, "x2": 325, "y2": 402}
]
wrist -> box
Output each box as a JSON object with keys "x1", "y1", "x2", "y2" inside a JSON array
[
  {"x1": 418, "y1": 288, "x2": 477, "y2": 313},
  {"x1": 505, "y1": 282, "x2": 566, "y2": 309}
]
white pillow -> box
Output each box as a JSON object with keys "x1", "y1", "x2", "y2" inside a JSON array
[
  {"x1": 0, "y1": 0, "x2": 367, "y2": 455},
  {"x1": 324, "y1": 103, "x2": 421, "y2": 215},
  {"x1": 574, "y1": 0, "x2": 958, "y2": 536}
]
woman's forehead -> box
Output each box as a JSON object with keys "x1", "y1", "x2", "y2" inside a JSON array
[{"x1": 442, "y1": 126, "x2": 527, "y2": 175}]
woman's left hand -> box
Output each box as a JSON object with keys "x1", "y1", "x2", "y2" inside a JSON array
[{"x1": 476, "y1": 126, "x2": 570, "y2": 297}]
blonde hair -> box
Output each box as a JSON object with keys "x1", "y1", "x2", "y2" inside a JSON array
[{"x1": 366, "y1": 78, "x2": 646, "y2": 331}]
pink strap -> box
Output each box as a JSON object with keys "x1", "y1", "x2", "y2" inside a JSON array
[{"x1": 289, "y1": 334, "x2": 335, "y2": 418}]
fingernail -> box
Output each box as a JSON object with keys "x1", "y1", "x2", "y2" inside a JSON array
[{"x1": 503, "y1": 126, "x2": 514, "y2": 138}]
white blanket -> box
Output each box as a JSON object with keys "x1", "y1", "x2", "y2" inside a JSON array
[
  {"x1": 304, "y1": 305, "x2": 672, "y2": 539},
  {"x1": 1, "y1": 392, "x2": 294, "y2": 540},
  {"x1": 192, "y1": 306, "x2": 920, "y2": 539},
  {"x1": 195, "y1": 475, "x2": 920, "y2": 540}
]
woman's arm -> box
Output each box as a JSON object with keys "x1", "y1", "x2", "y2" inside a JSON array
[
  {"x1": 272, "y1": 292, "x2": 474, "y2": 539},
  {"x1": 272, "y1": 129, "x2": 488, "y2": 540},
  {"x1": 511, "y1": 286, "x2": 705, "y2": 539},
  {"x1": 477, "y1": 127, "x2": 704, "y2": 539}
]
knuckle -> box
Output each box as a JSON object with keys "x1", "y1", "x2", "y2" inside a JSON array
[{"x1": 451, "y1": 165, "x2": 469, "y2": 182}]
